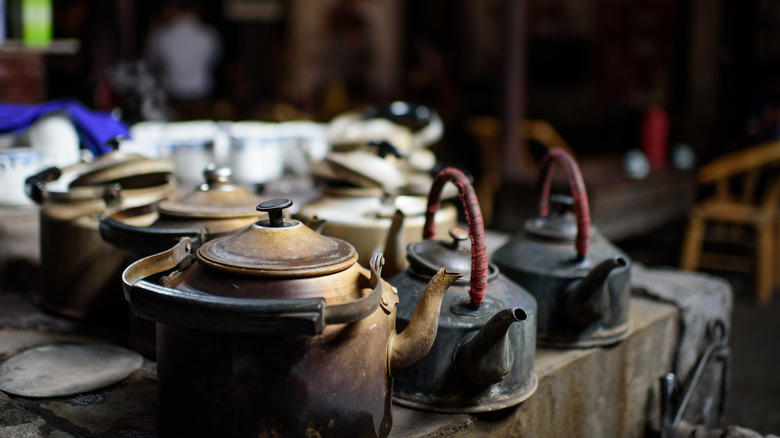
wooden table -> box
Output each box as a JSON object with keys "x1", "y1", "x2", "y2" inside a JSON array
[{"x1": 493, "y1": 154, "x2": 696, "y2": 241}]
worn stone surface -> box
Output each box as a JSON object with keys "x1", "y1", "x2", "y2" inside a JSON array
[
  {"x1": 632, "y1": 264, "x2": 733, "y2": 429},
  {"x1": 0, "y1": 257, "x2": 727, "y2": 437},
  {"x1": 389, "y1": 297, "x2": 679, "y2": 438}
]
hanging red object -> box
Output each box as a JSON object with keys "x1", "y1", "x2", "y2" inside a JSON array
[{"x1": 640, "y1": 105, "x2": 669, "y2": 169}]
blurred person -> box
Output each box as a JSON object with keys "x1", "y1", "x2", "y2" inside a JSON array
[{"x1": 145, "y1": 0, "x2": 221, "y2": 120}]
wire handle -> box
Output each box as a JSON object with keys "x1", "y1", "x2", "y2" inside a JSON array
[
  {"x1": 537, "y1": 149, "x2": 591, "y2": 259},
  {"x1": 423, "y1": 167, "x2": 487, "y2": 307}
]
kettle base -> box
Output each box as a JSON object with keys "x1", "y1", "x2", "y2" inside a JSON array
[
  {"x1": 538, "y1": 322, "x2": 632, "y2": 349},
  {"x1": 392, "y1": 373, "x2": 538, "y2": 414}
]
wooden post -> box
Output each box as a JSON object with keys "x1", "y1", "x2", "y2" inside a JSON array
[{"x1": 501, "y1": 0, "x2": 527, "y2": 183}]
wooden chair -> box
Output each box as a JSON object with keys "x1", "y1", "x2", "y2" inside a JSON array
[{"x1": 679, "y1": 139, "x2": 780, "y2": 305}]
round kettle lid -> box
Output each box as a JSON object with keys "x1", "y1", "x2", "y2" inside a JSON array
[
  {"x1": 158, "y1": 165, "x2": 262, "y2": 218},
  {"x1": 68, "y1": 151, "x2": 172, "y2": 188},
  {"x1": 525, "y1": 194, "x2": 599, "y2": 242},
  {"x1": 407, "y1": 227, "x2": 476, "y2": 281},
  {"x1": 197, "y1": 198, "x2": 358, "y2": 277}
]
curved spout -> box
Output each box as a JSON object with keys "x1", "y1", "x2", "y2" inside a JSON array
[
  {"x1": 455, "y1": 308, "x2": 527, "y2": 386},
  {"x1": 390, "y1": 268, "x2": 461, "y2": 374},
  {"x1": 380, "y1": 209, "x2": 405, "y2": 279},
  {"x1": 564, "y1": 257, "x2": 627, "y2": 325}
]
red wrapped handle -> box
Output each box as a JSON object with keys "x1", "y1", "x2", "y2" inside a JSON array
[
  {"x1": 423, "y1": 168, "x2": 486, "y2": 307},
  {"x1": 537, "y1": 149, "x2": 591, "y2": 259}
]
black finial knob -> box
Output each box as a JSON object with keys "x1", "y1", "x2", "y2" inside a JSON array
[
  {"x1": 257, "y1": 198, "x2": 293, "y2": 227},
  {"x1": 203, "y1": 164, "x2": 232, "y2": 185},
  {"x1": 369, "y1": 140, "x2": 402, "y2": 158},
  {"x1": 449, "y1": 226, "x2": 469, "y2": 250},
  {"x1": 549, "y1": 194, "x2": 575, "y2": 214},
  {"x1": 105, "y1": 136, "x2": 128, "y2": 151}
]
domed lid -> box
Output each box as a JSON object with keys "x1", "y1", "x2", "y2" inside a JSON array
[
  {"x1": 158, "y1": 165, "x2": 262, "y2": 218},
  {"x1": 525, "y1": 194, "x2": 599, "y2": 242},
  {"x1": 407, "y1": 227, "x2": 479, "y2": 282},
  {"x1": 68, "y1": 151, "x2": 173, "y2": 188},
  {"x1": 197, "y1": 198, "x2": 358, "y2": 277}
]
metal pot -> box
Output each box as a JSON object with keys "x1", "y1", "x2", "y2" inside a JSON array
[
  {"x1": 25, "y1": 150, "x2": 174, "y2": 325},
  {"x1": 99, "y1": 164, "x2": 265, "y2": 357},
  {"x1": 492, "y1": 149, "x2": 632, "y2": 347},
  {"x1": 389, "y1": 167, "x2": 538, "y2": 412},
  {"x1": 121, "y1": 198, "x2": 460, "y2": 437},
  {"x1": 296, "y1": 188, "x2": 457, "y2": 278},
  {"x1": 100, "y1": 164, "x2": 265, "y2": 259}
]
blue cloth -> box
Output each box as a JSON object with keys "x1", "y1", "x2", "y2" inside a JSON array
[{"x1": 0, "y1": 100, "x2": 129, "y2": 155}]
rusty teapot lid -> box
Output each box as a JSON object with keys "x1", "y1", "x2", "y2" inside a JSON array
[
  {"x1": 158, "y1": 165, "x2": 262, "y2": 219},
  {"x1": 197, "y1": 198, "x2": 358, "y2": 277}
]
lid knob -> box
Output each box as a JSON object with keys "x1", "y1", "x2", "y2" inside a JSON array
[
  {"x1": 449, "y1": 227, "x2": 469, "y2": 250},
  {"x1": 257, "y1": 198, "x2": 293, "y2": 227},
  {"x1": 203, "y1": 164, "x2": 233, "y2": 185},
  {"x1": 549, "y1": 194, "x2": 574, "y2": 215}
]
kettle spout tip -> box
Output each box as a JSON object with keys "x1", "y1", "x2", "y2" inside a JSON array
[
  {"x1": 565, "y1": 257, "x2": 627, "y2": 325},
  {"x1": 456, "y1": 307, "x2": 526, "y2": 386}
]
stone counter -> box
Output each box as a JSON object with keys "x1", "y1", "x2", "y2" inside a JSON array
[
  {"x1": 0, "y1": 285, "x2": 678, "y2": 437},
  {"x1": 390, "y1": 297, "x2": 678, "y2": 437}
]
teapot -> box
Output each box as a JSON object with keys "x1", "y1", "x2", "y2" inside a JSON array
[
  {"x1": 24, "y1": 146, "x2": 174, "y2": 324},
  {"x1": 389, "y1": 168, "x2": 538, "y2": 412},
  {"x1": 492, "y1": 149, "x2": 632, "y2": 347},
  {"x1": 100, "y1": 164, "x2": 265, "y2": 357},
  {"x1": 121, "y1": 198, "x2": 460, "y2": 437},
  {"x1": 100, "y1": 164, "x2": 265, "y2": 260}
]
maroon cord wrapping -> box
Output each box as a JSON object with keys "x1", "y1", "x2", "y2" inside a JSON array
[
  {"x1": 537, "y1": 149, "x2": 591, "y2": 259},
  {"x1": 424, "y1": 167, "x2": 486, "y2": 307}
]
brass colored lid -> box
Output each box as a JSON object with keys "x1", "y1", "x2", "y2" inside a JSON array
[
  {"x1": 69, "y1": 151, "x2": 173, "y2": 188},
  {"x1": 158, "y1": 165, "x2": 263, "y2": 218},
  {"x1": 197, "y1": 198, "x2": 357, "y2": 277}
]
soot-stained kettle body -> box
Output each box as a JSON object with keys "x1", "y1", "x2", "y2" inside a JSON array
[
  {"x1": 492, "y1": 150, "x2": 632, "y2": 348},
  {"x1": 390, "y1": 168, "x2": 538, "y2": 413},
  {"x1": 121, "y1": 198, "x2": 460, "y2": 438}
]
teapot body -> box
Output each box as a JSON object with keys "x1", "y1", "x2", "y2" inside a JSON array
[
  {"x1": 493, "y1": 228, "x2": 632, "y2": 347},
  {"x1": 390, "y1": 269, "x2": 538, "y2": 412},
  {"x1": 31, "y1": 155, "x2": 174, "y2": 324},
  {"x1": 156, "y1": 263, "x2": 398, "y2": 438},
  {"x1": 297, "y1": 193, "x2": 456, "y2": 274}
]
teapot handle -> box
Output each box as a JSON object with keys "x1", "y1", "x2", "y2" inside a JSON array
[
  {"x1": 122, "y1": 237, "x2": 386, "y2": 336},
  {"x1": 537, "y1": 149, "x2": 591, "y2": 260},
  {"x1": 24, "y1": 166, "x2": 62, "y2": 204},
  {"x1": 423, "y1": 167, "x2": 487, "y2": 307}
]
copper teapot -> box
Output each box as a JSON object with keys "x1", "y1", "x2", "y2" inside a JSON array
[
  {"x1": 24, "y1": 147, "x2": 174, "y2": 324},
  {"x1": 492, "y1": 149, "x2": 632, "y2": 347},
  {"x1": 121, "y1": 198, "x2": 460, "y2": 437}
]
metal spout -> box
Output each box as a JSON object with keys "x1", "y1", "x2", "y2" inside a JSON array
[
  {"x1": 390, "y1": 268, "x2": 461, "y2": 374},
  {"x1": 380, "y1": 209, "x2": 405, "y2": 279},
  {"x1": 564, "y1": 257, "x2": 627, "y2": 325},
  {"x1": 455, "y1": 308, "x2": 527, "y2": 386}
]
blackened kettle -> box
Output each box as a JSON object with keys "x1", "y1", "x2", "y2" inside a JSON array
[
  {"x1": 492, "y1": 149, "x2": 632, "y2": 347},
  {"x1": 390, "y1": 168, "x2": 537, "y2": 412}
]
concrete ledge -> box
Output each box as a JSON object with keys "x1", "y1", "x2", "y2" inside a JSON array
[
  {"x1": 0, "y1": 285, "x2": 679, "y2": 437},
  {"x1": 390, "y1": 297, "x2": 679, "y2": 437}
]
